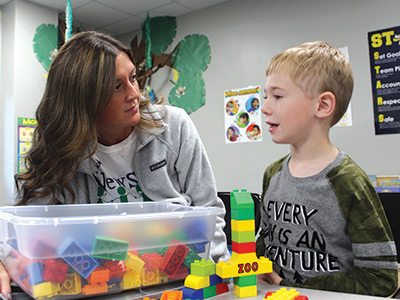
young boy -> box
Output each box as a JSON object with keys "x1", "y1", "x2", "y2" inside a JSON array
[{"x1": 255, "y1": 41, "x2": 398, "y2": 296}]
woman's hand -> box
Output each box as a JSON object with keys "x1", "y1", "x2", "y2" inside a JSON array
[
  {"x1": 257, "y1": 270, "x2": 282, "y2": 285},
  {"x1": 0, "y1": 262, "x2": 11, "y2": 299}
]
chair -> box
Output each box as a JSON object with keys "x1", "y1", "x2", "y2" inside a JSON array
[
  {"x1": 377, "y1": 192, "x2": 400, "y2": 298},
  {"x1": 217, "y1": 191, "x2": 262, "y2": 247}
]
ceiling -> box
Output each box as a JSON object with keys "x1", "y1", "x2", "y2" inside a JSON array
[{"x1": 0, "y1": 0, "x2": 228, "y2": 36}]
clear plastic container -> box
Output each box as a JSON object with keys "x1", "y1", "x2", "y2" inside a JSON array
[{"x1": 0, "y1": 202, "x2": 221, "y2": 299}]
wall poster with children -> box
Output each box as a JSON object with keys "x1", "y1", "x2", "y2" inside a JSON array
[
  {"x1": 368, "y1": 25, "x2": 400, "y2": 135},
  {"x1": 224, "y1": 85, "x2": 262, "y2": 144}
]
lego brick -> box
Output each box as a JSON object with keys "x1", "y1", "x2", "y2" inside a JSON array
[
  {"x1": 59, "y1": 273, "x2": 82, "y2": 295},
  {"x1": 161, "y1": 243, "x2": 189, "y2": 277},
  {"x1": 32, "y1": 281, "x2": 61, "y2": 299},
  {"x1": 264, "y1": 288, "x2": 300, "y2": 300},
  {"x1": 230, "y1": 190, "x2": 254, "y2": 210},
  {"x1": 233, "y1": 283, "x2": 257, "y2": 298},
  {"x1": 82, "y1": 282, "x2": 108, "y2": 296},
  {"x1": 232, "y1": 230, "x2": 256, "y2": 243},
  {"x1": 87, "y1": 266, "x2": 110, "y2": 285},
  {"x1": 141, "y1": 268, "x2": 160, "y2": 286},
  {"x1": 141, "y1": 252, "x2": 164, "y2": 270},
  {"x1": 215, "y1": 252, "x2": 272, "y2": 278},
  {"x1": 231, "y1": 219, "x2": 255, "y2": 232},
  {"x1": 203, "y1": 284, "x2": 217, "y2": 299},
  {"x1": 233, "y1": 275, "x2": 257, "y2": 287},
  {"x1": 172, "y1": 266, "x2": 189, "y2": 280},
  {"x1": 216, "y1": 282, "x2": 229, "y2": 295},
  {"x1": 209, "y1": 274, "x2": 222, "y2": 286},
  {"x1": 160, "y1": 290, "x2": 183, "y2": 300},
  {"x1": 190, "y1": 259, "x2": 215, "y2": 277},
  {"x1": 188, "y1": 242, "x2": 208, "y2": 254},
  {"x1": 58, "y1": 239, "x2": 99, "y2": 279},
  {"x1": 183, "y1": 248, "x2": 202, "y2": 269},
  {"x1": 184, "y1": 274, "x2": 210, "y2": 290},
  {"x1": 125, "y1": 252, "x2": 145, "y2": 272},
  {"x1": 26, "y1": 261, "x2": 44, "y2": 285},
  {"x1": 92, "y1": 236, "x2": 129, "y2": 261},
  {"x1": 43, "y1": 259, "x2": 69, "y2": 283},
  {"x1": 232, "y1": 241, "x2": 256, "y2": 254},
  {"x1": 103, "y1": 259, "x2": 126, "y2": 279},
  {"x1": 231, "y1": 208, "x2": 254, "y2": 221},
  {"x1": 182, "y1": 286, "x2": 203, "y2": 300},
  {"x1": 120, "y1": 269, "x2": 141, "y2": 290}
]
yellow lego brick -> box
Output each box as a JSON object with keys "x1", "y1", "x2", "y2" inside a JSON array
[
  {"x1": 33, "y1": 281, "x2": 61, "y2": 299},
  {"x1": 264, "y1": 288, "x2": 299, "y2": 300},
  {"x1": 233, "y1": 284, "x2": 257, "y2": 298},
  {"x1": 120, "y1": 269, "x2": 141, "y2": 290},
  {"x1": 59, "y1": 273, "x2": 82, "y2": 295},
  {"x1": 231, "y1": 219, "x2": 255, "y2": 232},
  {"x1": 141, "y1": 268, "x2": 160, "y2": 286},
  {"x1": 216, "y1": 252, "x2": 272, "y2": 278},
  {"x1": 125, "y1": 252, "x2": 145, "y2": 272},
  {"x1": 184, "y1": 274, "x2": 210, "y2": 289}
]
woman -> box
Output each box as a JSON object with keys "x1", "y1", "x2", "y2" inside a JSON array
[{"x1": 0, "y1": 31, "x2": 229, "y2": 298}]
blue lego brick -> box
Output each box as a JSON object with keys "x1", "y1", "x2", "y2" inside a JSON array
[
  {"x1": 188, "y1": 242, "x2": 208, "y2": 254},
  {"x1": 26, "y1": 261, "x2": 44, "y2": 285},
  {"x1": 209, "y1": 274, "x2": 222, "y2": 286},
  {"x1": 58, "y1": 238, "x2": 99, "y2": 279},
  {"x1": 182, "y1": 286, "x2": 204, "y2": 300}
]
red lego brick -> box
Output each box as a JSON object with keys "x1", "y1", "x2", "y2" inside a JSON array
[
  {"x1": 141, "y1": 252, "x2": 164, "y2": 270},
  {"x1": 43, "y1": 259, "x2": 69, "y2": 283},
  {"x1": 161, "y1": 242, "x2": 190, "y2": 278},
  {"x1": 216, "y1": 282, "x2": 229, "y2": 295},
  {"x1": 172, "y1": 266, "x2": 189, "y2": 280},
  {"x1": 103, "y1": 260, "x2": 126, "y2": 279},
  {"x1": 232, "y1": 241, "x2": 256, "y2": 254}
]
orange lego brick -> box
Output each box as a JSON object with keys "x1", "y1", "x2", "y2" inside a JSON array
[
  {"x1": 87, "y1": 266, "x2": 110, "y2": 285},
  {"x1": 160, "y1": 290, "x2": 183, "y2": 300}
]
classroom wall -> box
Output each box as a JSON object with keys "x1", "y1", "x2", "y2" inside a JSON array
[
  {"x1": 0, "y1": 0, "x2": 57, "y2": 205},
  {"x1": 120, "y1": 0, "x2": 400, "y2": 195},
  {"x1": 1, "y1": 0, "x2": 399, "y2": 203}
]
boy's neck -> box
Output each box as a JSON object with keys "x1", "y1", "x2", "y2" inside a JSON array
[{"x1": 288, "y1": 139, "x2": 338, "y2": 178}]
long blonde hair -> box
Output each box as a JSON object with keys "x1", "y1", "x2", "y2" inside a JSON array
[{"x1": 17, "y1": 31, "x2": 162, "y2": 205}]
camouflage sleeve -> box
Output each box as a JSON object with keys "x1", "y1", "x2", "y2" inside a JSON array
[{"x1": 281, "y1": 156, "x2": 398, "y2": 297}]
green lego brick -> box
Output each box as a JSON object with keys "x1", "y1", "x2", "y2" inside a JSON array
[
  {"x1": 92, "y1": 236, "x2": 129, "y2": 260},
  {"x1": 183, "y1": 248, "x2": 203, "y2": 269},
  {"x1": 203, "y1": 284, "x2": 217, "y2": 299},
  {"x1": 232, "y1": 230, "x2": 255, "y2": 243},
  {"x1": 191, "y1": 259, "x2": 216, "y2": 277},
  {"x1": 233, "y1": 275, "x2": 257, "y2": 287},
  {"x1": 230, "y1": 190, "x2": 254, "y2": 210},
  {"x1": 231, "y1": 208, "x2": 254, "y2": 221}
]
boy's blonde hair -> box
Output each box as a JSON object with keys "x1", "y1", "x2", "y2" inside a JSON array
[{"x1": 266, "y1": 41, "x2": 354, "y2": 126}]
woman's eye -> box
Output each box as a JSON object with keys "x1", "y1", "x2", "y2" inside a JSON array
[
  {"x1": 130, "y1": 74, "x2": 137, "y2": 82},
  {"x1": 115, "y1": 84, "x2": 121, "y2": 92},
  {"x1": 275, "y1": 95, "x2": 282, "y2": 100}
]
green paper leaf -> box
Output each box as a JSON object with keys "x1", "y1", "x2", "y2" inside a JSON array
[
  {"x1": 173, "y1": 34, "x2": 211, "y2": 72},
  {"x1": 168, "y1": 72, "x2": 206, "y2": 114},
  {"x1": 141, "y1": 16, "x2": 176, "y2": 56},
  {"x1": 33, "y1": 24, "x2": 58, "y2": 71}
]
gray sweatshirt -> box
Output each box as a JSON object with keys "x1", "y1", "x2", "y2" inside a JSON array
[{"x1": 8, "y1": 104, "x2": 230, "y2": 263}]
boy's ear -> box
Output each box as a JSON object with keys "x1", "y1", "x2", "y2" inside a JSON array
[{"x1": 315, "y1": 91, "x2": 336, "y2": 119}]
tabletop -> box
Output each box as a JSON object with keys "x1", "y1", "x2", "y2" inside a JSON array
[{"x1": 10, "y1": 280, "x2": 388, "y2": 300}]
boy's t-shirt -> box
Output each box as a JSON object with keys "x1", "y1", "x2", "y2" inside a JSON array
[{"x1": 256, "y1": 150, "x2": 398, "y2": 295}]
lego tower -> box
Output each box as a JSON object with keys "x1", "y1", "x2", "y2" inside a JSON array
[{"x1": 215, "y1": 189, "x2": 272, "y2": 298}]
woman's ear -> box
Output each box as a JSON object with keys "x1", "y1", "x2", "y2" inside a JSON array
[{"x1": 315, "y1": 91, "x2": 336, "y2": 120}]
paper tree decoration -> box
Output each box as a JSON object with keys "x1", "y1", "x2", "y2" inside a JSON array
[{"x1": 131, "y1": 16, "x2": 211, "y2": 114}]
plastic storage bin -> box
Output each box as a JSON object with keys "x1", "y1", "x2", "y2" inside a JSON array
[{"x1": 0, "y1": 202, "x2": 221, "y2": 299}]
